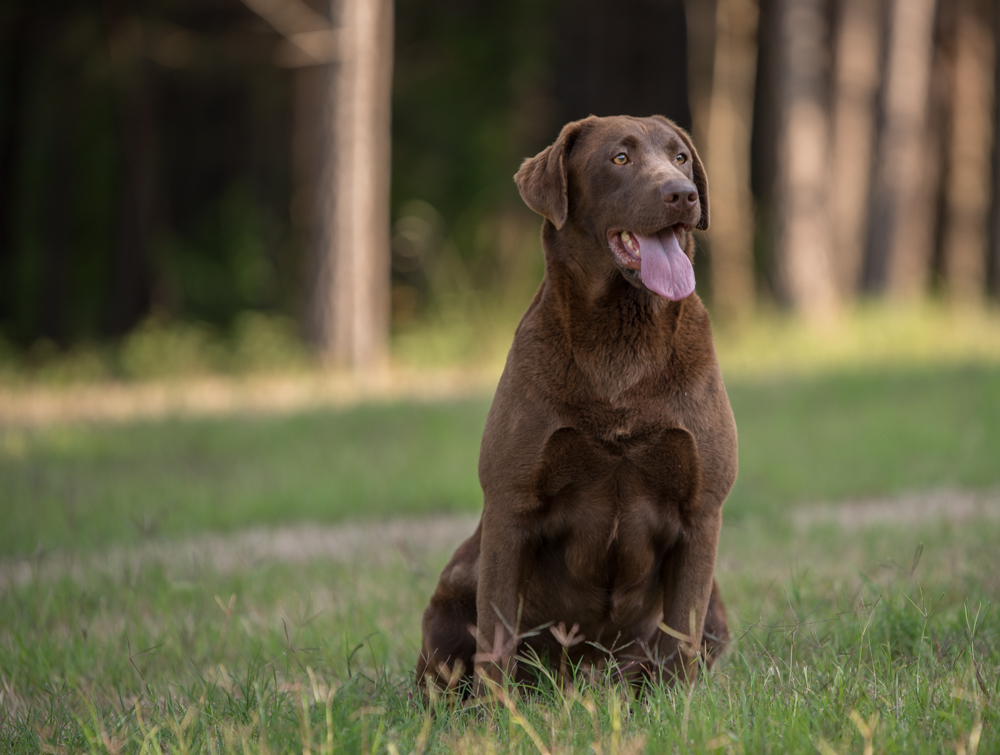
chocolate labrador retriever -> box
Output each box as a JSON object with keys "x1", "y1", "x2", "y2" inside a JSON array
[{"x1": 416, "y1": 115, "x2": 737, "y2": 693}]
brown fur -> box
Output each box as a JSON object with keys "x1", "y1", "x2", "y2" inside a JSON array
[{"x1": 415, "y1": 115, "x2": 737, "y2": 693}]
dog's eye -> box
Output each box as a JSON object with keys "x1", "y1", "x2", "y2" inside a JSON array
[
  {"x1": 612, "y1": 153, "x2": 628, "y2": 165},
  {"x1": 675, "y1": 153, "x2": 688, "y2": 165}
]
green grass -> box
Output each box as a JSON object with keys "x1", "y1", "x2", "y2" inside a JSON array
[
  {"x1": 2, "y1": 358, "x2": 999, "y2": 753},
  {"x1": 5, "y1": 300, "x2": 1000, "y2": 387},
  {"x1": 0, "y1": 400, "x2": 490, "y2": 557},
  {"x1": 1, "y1": 510, "x2": 996, "y2": 753},
  {"x1": 727, "y1": 362, "x2": 1000, "y2": 520},
  {"x1": 2, "y1": 362, "x2": 998, "y2": 557}
]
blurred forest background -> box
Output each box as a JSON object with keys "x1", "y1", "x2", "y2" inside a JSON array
[{"x1": 1, "y1": 0, "x2": 998, "y2": 377}]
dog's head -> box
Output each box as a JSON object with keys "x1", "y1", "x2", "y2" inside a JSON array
[{"x1": 515, "y1": 115, "x2": 708, "y2": 301}]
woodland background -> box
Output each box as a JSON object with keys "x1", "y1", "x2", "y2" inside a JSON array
[{"x1": 1, "y1": 0, "x2": 998, "y2": 371}]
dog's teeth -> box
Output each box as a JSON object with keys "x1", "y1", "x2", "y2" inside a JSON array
[{"x1": 620, "y1": 230, "x2": 639, "y2": 256}]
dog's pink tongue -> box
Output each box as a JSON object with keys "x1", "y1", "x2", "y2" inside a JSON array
[{"x1": 637, "y1": 228, "x2": 695, "y2": 300}]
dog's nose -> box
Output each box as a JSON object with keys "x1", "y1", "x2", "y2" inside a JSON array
[{"x1": 660, "y1": 179, "x2": 698, "y2": 211}]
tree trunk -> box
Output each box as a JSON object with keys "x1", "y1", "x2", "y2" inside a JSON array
[
  {"x1": 685, "y1": 0, "x2": 717, "y2": 148},
  {"x1": 773, "y1": 0, "x2": 838, "y2": 319},
  {"x1": 862, "y1": 0, "x2": 937, "y2": 297},
  {"x1": 941, "y1": 0, "x2": 994, "y2": 303},
  {"x1": 307, "y1": 0, "x2": 393, "y2": 371},
  {"x1": 829, "y1": 0, "x2": 881, "y2": 298},
  {"x1": 749, "y1": 0, "x2": 782, "y2": 300},
  {"x1": 705, "y1": 0, "x2": 758, "y2": 320},
  {"x1": 991, "y1": 0, "x2": 1000, "y2": 299}
]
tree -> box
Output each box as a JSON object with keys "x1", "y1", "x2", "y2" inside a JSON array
[
  {"x1": 992, "y1": 0, "x2": 1000, "y2": 299},
  {"x1": 311, "y1": 0, "x2": 392, "y2": 370},
  {"x1": 704, "y1": 0, "x2": 758, "y2": 320},
  {"x1": 862, "y1": 0, "x2": 937, "y2": 298},
  {"x1": 940, "y1": 0, "x2": 994, "y2": 302},
  {"x1": 246, "y1": 0, "x2": 393, "y2": 371},
  {"x1": 829, "y1": 0, "x2": 881, "y2": 299},
  {"x1": 773, "y1": 0, "x2": 838, "y2": 319}
]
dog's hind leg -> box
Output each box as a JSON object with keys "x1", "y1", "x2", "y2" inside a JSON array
[
  {"x1": 700, "y1": 578, "x2": 729, "y2": 668},
  {"x1": 415, "y1": 527, "x2": 481, "y2": 693}
]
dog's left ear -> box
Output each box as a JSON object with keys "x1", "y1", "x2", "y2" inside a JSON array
[
  {"x1": 658, "y1": 117, "x2": 710, "y2": 231},
  {"x1": 514, "y1": 118, "x2": 591, "y2": 230}
]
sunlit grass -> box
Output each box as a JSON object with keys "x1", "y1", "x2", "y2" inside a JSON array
[
  {"x1": 713, "y1": 301, "x2": 1000, "y2": 378},
  {"x1": 2, "y1": 300, "x2": 998, "y2": 390},
  {"x1": 393, "y1": 298, "x2": 1000, "y2": 379},
  {"x1": 392, "y1": 297, "x2": 1000, "y2": 379}
]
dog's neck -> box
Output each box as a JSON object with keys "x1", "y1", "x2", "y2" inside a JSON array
[{"x1": 540, "y1": 222, "x2": 692, "y2": 396}]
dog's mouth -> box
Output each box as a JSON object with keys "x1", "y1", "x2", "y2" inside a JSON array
[{"x1": 607, "y1": 224, "x2": 695, "y2": 301}]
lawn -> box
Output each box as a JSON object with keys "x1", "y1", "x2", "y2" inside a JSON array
[
  {"x1": 2, "y1": 362, "x2": 998, "y2": 556},
  {"x1": 1, "y1": 357, "x2": 998, "y2": 753}
]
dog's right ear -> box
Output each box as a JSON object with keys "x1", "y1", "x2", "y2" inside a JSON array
[{"x1": 514, "y1": 119, "x2": 589, "y2": 230}]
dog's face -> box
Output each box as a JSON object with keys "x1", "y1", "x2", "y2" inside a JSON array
[{"x1": 515, "y1": 115, "x2": 709, "y2": 301}]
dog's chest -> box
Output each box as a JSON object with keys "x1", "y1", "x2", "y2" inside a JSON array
[
  {"x1": 543, "y1": 463, "x2": 680, "y2": 549},
  {"x1": 532, "y1": 426, "x2": 694, "y2": 605},
  {"x1": 530, "y1": 470, "x2": 681, "y2": 629}
]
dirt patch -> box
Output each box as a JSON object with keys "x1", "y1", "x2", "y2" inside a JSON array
[
  {"x1": 793, "y1": 487, "x2": 1000, "y2": 530},
  {"x1": 0, "y1": 514, "x2": 480, "y2": 591}
]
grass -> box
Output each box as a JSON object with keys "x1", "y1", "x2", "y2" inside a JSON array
[
  {"x1": 727, "y1": 362, "x2": 1000, "y2": 518},
  {"x1": 2, "y1": 362, "x2": 998, "y2": 557},
  {"x1": 1, "y1": 505, "x2": 996, "y2": 753},
  {"x1": 0, "y1": 313, "x2": 312, "y2": 387},
  {"x1": 0, "y1": 401, "x2": 489, "y2": 556},
  {"x1": 3, "y1": 300, "x2": 1000, "y2": 387},
  {"x1": 2, "y1": 305, "x2": 999, "y2": 753}
]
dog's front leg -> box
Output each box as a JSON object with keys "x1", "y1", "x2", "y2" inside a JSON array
[
  {"x1": 472, "y1": 498, "x2": 533, "y2": 695},
  {"x1": 656, "y1": 508, "x2": 722, "y2": 685}
]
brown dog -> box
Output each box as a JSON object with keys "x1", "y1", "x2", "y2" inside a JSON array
[{"x1": 416, "y1": 115, "x2": 737, "y2": 693}]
